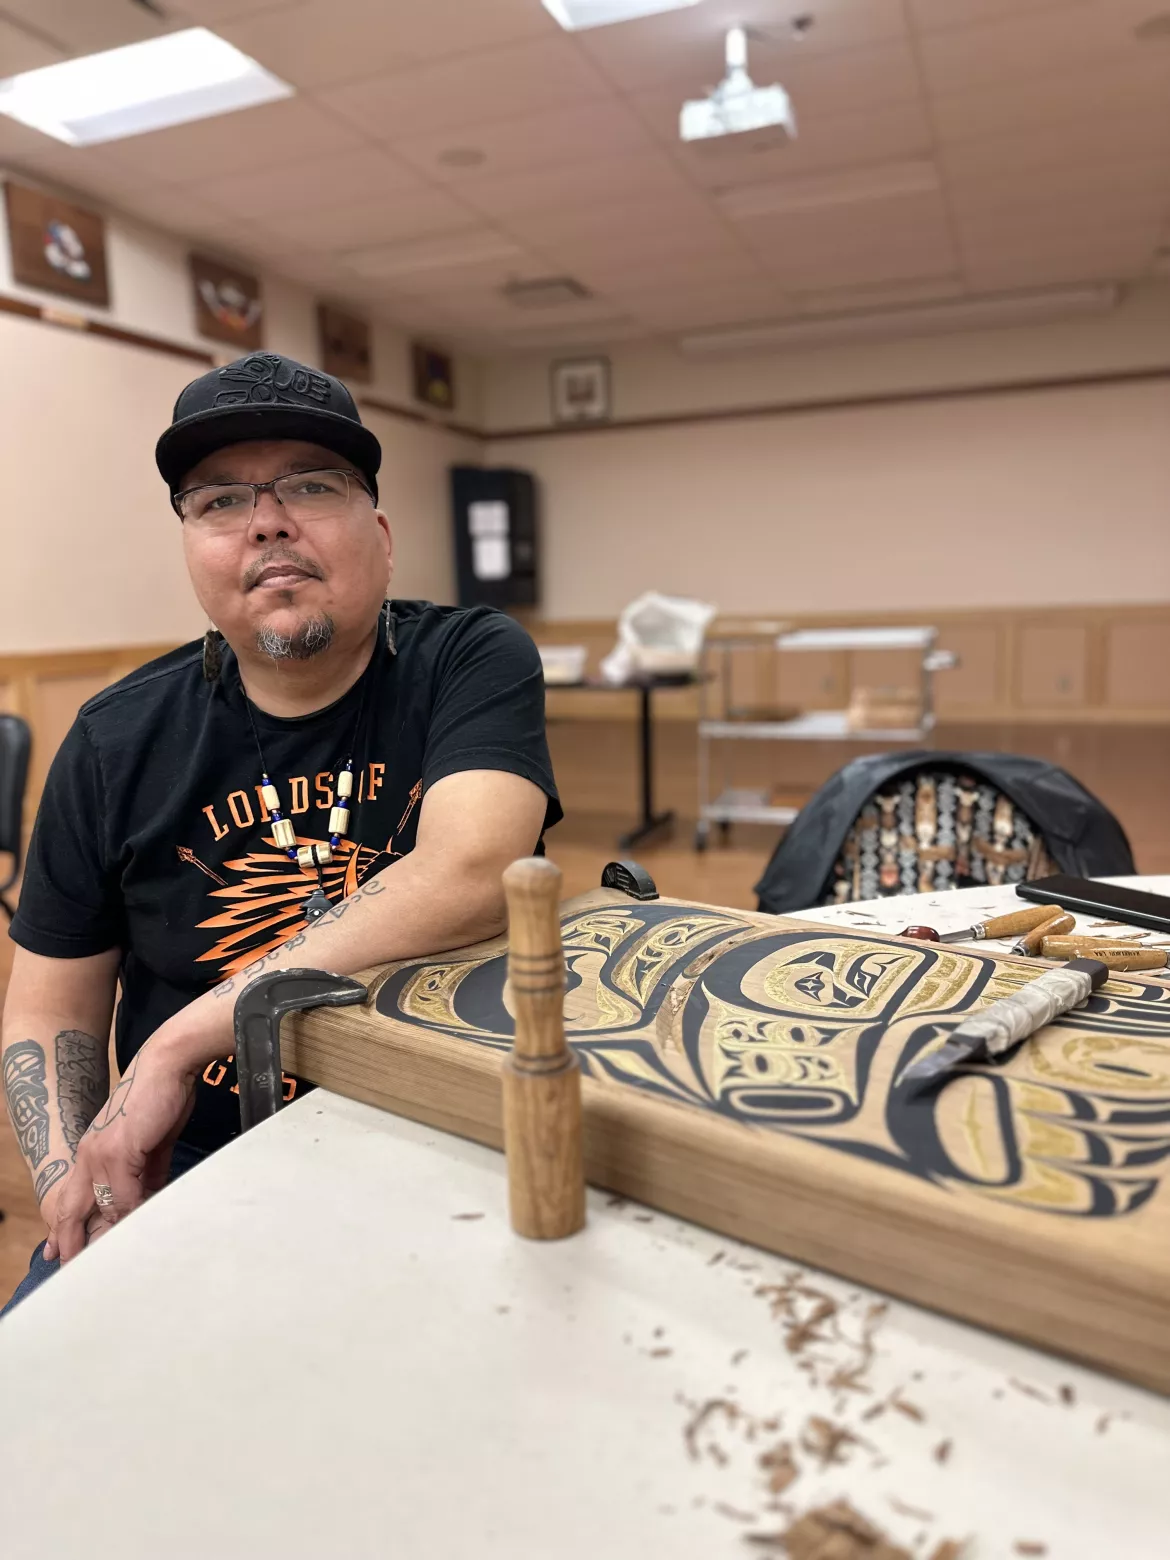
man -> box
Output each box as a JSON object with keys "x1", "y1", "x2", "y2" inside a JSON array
[{"x1": 2, "y1": 350, "x2": 559, "y2": 1309}]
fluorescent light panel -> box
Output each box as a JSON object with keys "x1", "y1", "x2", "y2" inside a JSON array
[
  {"x1": 541, "y1": 0, "x2": 703, "y2": 30},
  {"x1": 677, "y1": 285, "x2": 1120, "y2": 356},
  {"x1": 0, "y1": 28, "x2": 292, "y2": 146}
]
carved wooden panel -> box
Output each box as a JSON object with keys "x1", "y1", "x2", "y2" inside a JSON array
[{"x1": 1106, "y1": 623, "x2": 1170, "y2": 711}]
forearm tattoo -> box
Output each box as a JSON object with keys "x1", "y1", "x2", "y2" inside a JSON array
[
  {"x1": 87, "y1": 1052, "x2": 141, "y2": 1135},
  {"x1": 55, "y1": 1029, "x2": 107, "y2": 1154},
  {"x1": 3, "y1": 1040, "x2": 51, "y2": 1171},
  {"x1": 34, "y1": 1158, "x2": 69, "y2": 1204},
  {"x1": 211, "y1": 877, "x2": 387, "y2": 999}
]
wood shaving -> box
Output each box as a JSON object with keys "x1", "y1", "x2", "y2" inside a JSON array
[
  {"x1": 715, "y1": 1503, "x2": 758, "y2": 1523},
  {"x1": 928, "y1": 1543, "x2": 966, "y2": 1560},
  {"x1": 708, "y1": 1249, "x2": 727, "y2": 1266},
  {"x1": 765, "y1": 1499, "x2": 928, "y2": 1560},
  {"x1": 1096, "y1": 1413, "x2": 1112, "y2": 1435},
  {"x1": 1013, "y1": 1544, "x2": 1047, "y2": 1556},
  {"x1": 1058, "y1": 1384, "x2": 1076, "y2": 1406},
  {"x1": 890, "y1": 1395, "x2": 926, "y2": 1422},
  {"x1": 888, "y1": 1496, "x2": 934, "y2": 1521},
  {"x1": 800, "y1": 1415, "x2": 860, "y2": 1468},
  {"x1": 649, "y1": 1347, "x2": 673, "y2": 1358},
  {"x1": 683, "y1": 1397, "x2": 742, "y2": 1461},
  {"x1": 732, "y1": 1348, "x2": 750, "y2": 1366},
  {"x1": 451, "y1": 1212, "x2": 484, "y2": 1221},
  {"x1": 1008, "y1": 1378, "x2": 1054, "y2": 1405},
  {"x1": 933, "y1": 1438, "x2": 953, "y2": 1465},
  {"x1": 758, "y1": 1440, "x2": 800, "y2": 1495}
]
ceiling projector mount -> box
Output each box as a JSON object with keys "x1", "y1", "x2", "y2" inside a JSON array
[{"x1": 680, "y1": 26, "x2": 797, "y2": 153}]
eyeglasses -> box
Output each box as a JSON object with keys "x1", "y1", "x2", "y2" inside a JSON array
[{"x1": 173, "y1": 468, "x2": 373, "y2": 526}]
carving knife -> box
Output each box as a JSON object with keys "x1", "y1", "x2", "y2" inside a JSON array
[{"x1": 901, "y1": 958, "x2": 1108, "y2": 1097}]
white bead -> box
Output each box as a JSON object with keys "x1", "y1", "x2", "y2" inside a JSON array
[
  {"x1": 261, "y1": 783, "x2": 280, "y2": 810},
  {"x1": 272, "y1": 817, "x2": 296, "y2": 849},
  {"x1": 298, "y1": 843, "x2": 332, "y2": 869},
  {"x1": 329, "y1": 805, "x2": 349, "y2": 836},
  {"x1": 336, "y1": 769, "x2": 354, "y2": 799}
]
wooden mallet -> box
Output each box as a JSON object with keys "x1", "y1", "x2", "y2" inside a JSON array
[{"x1": 501, "y1": 856, "x2": 586, "y2": 1240}]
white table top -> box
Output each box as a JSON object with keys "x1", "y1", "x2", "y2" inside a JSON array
[{"x1": 3, "y1": 880, "x2": 1170, "y2": 1559}]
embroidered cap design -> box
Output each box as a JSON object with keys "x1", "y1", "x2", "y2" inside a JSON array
[{"x1": 213, "y1": 353, "x2": 332, "y2": 410}]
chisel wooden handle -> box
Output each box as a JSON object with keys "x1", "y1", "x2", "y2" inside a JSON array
[
  {"x1": 501, "y1": 857, "x2": 585, "y2": 1241},
  {"x1": 1041, "y1": 938, "x2": 1167, "y2": 970},
  {"x1": 978, "y1": 904, "x2": 1066, "y2": 939},
  {"x1": 1016, "y1": 912, "x2": 1075, "y2": 955}
]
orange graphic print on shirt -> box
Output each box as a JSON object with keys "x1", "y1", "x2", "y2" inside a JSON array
[{"x1": 182, "y1": 778, "x2": 423, "y2": 982}]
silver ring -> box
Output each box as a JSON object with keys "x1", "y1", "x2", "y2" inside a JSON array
[{"x1": 92, "y1": 1182, "x2": 115, "y2": 1209}]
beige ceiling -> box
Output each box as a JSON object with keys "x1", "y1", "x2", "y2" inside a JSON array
[{"x1": 0, "y1": 0, "x2": 1167, "y2": 352}]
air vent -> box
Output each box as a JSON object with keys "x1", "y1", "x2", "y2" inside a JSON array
[{"x1": 501, "y1": 276, "x2": 592, "y2": 310}]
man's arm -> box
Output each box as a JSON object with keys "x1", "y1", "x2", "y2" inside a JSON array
[
  {"x1": 52, "y1": 769, "x2": 549, "y2": 1259},
  {"x1": 1, "y1": 947, "x2": 119, "y2": 1227}
]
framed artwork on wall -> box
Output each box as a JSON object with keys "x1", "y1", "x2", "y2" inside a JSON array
[
  {"x1": 412, "y1": 342, "x2": 455, "y2": 411},
  {"x1": 550, "y1": 356, "x2": 611, "y2": 424},
  {"x1": 4, "y1": 180, "x2": 110, "y2": 307},
  {"x1": 190, "y1": 253, "x2": 263, "y2": 349},
  {"x1": 318, "y1": 303, "x2": 372, "y2": 383}
]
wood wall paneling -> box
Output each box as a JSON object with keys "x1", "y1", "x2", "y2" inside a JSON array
[
  {"x1": 934, "y1": 626, "x2": 1000, "y2": 711},
  {"x1": 1106, "y1": 623, "x2": 1170, "y2": 710},
  {"x1": 1017, "y1": 626, "x2": 1089, "y2": 708}
]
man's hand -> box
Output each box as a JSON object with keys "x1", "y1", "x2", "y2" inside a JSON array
[{"x1": 46, "y1": 1042, "x2": 197, "y2": 1263}]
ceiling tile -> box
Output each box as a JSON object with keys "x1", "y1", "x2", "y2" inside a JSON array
[
  {"x1": 561, "y1": 246, "x2": 768, "y2": 295},
  {"x1": 939, "y1": 108, "x2": 1170, "y2": 185},
  {"x1": 610, "y1": 279, "x2": 794, "y2": 330},
  {"x1": 962, "y1": 231, "x2": 1158, "y2": 290},
  {"x1": 217, "y1": 0, "x2": 557, "y2": 91},
  {"x1": 929, "y1": 58, "x2": 1170, "y2": 143},
  {"x1": 260, "y1": 186, "x2": 481, "y2": 251},
  {"x1": 577, "y1": 0, "x2": 909, "y2": 94},
  {"x1": 109, "y1": 185, "x2": 248, "y2": 240},
  {"x1": 794, "y1": 276, "x2": 966, "y2": 314},
  {"x1": 166, "y1": 0, "x2": 302, "y2": 23},
  {"x1": 392, "y1": 98, "x2": 658, "y2": 185},
  {"x1": 744, "y1": 189, "x2": 959, "y2": 291},
  {"x1": 0, "y1": 0, "x2": 168, "y2": 53},
  {"x1": 633, "y1": 95, "x2": 935, "y2": 187},
  {"x1": 948, "y1": 157, "x2": 1169, "y2": 223},
  {"x1": 97, "y1": 97, "x2": 365, "y2": 185},
  {"x1": 181, "y1": 146, "x2": 425, "y2": 220},
  {"x1": 454, "y1": 150, "x2": 695, "y2": 220},
  {"x1": 494, "y1": 186, "x2": 726, "y2": 246},
  {"x1": 917, "y1": 2, "x2": 1153, "y2": 96},
  {"x1": 317, "y1": 37, "x2": 614, "y2": 143},
  {"x1": 907, "y1": 0, "x2": 1089, "y2": 31},
  {"x1": 0, "y1": 16, "x2": 65, "y2": 76}
]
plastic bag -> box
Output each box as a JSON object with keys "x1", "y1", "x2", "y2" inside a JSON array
[{"x1": 600, "y1": 591, "x2": 716, "y2": 685}]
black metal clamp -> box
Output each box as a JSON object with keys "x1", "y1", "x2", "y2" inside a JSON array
[
  {"x1": 600, "y1": 860, "x2": 659, "y2": 901},
  {"x1": 233, "y1": 968, "x2": 368, "y2": 1132}
]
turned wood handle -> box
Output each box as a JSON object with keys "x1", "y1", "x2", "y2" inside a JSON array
[
  {"x1": 503, "y1": 856, "x2": 569, "y2": 1062},
  {"x1": 982, "y1": 904, "x2": 1065, "y2": 939},
  {"x1": 1017, "y1": 911, "x2": 1075, "y2": 954},
  {"x1": 502, "y1": 856, "x2": 585, "y2": 1240},
  {"x1": 1041, "y1": 938, "x2": 1167, "y2": 970}
]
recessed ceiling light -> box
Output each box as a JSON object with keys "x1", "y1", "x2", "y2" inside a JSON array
[
  {"x1": 541, "y1": 0, "x2": 703, "y2": 31},
  {"x1": 0, "y1": 27, "x2": 292, "y2": 146},
  {"x1": 1134, "y1": 12, "x2": 1170, "y2": 39}
]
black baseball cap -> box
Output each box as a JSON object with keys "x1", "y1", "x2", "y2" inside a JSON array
[{"x1": 156, "y1": 351, "x2": 382, "y2": 501}]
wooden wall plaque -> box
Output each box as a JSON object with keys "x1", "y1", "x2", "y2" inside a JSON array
[
  {"x1": 4, "y1": 181, "x2": 109, "y2": 307},
  {"x1": 287, "y1": 889, "x2": 1170, "y2": 1394},
  {"x1": 318, "y1": 303, "x2": 372, "y2": 383},
  {"x1": 412, "y1": 341, "x2": 455, "y2": 411},
  {"x1": 190, "y1": 253, "x2": 263, "y2": 350}
]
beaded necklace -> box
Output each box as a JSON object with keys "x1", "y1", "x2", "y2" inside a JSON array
[{"x1": 240, "y1": 647, "x2": 373, "y2": 924}]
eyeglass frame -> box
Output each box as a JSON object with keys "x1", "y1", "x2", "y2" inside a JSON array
[{"x1": 171, "y1": 466, "x2": 375, "y2": 522}]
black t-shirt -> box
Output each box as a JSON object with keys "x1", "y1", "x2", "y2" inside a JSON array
[{"x1": 11, "y1": 601, "x2": 561, "y2": 1151}]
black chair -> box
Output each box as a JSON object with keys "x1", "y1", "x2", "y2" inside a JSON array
[
  {"x1": 755, "y1": 750, "x2": 1135, "y2": 915},
  {"x1": 0, "y1": 712, "x2": 31, "y2": 921}
]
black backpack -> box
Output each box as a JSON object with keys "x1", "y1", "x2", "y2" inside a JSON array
[{"x1": 754, "y1": 750, "x2": 1134, "y2": 915}]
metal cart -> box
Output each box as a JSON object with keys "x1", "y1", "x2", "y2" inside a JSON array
[{"x1": 695, "y1": 625, "x2": 957, "y2": 849}]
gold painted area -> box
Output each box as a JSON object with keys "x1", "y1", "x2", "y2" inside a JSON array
[
  {"x1": 564, "y1": 950, "x2": 641, "y2": 1031},
  {"x1": 612, "y1": 914, "x2": 742, "y2": 1006},
  {"x1": 397, "y1": 960, "x2": 480, "y2": 1029},
  {"x1": 1031, "y1": 1035, "x2": 1170, "y2": 1094},
  {"x1": 936, "y1": 1079, "x2": 1009, "y2": 1183},
  {"x1": 702, "y1": 991, "x2": 861, "y2": 1104}
]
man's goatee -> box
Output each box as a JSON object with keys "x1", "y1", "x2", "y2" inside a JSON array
[{"x1": 255, "y1": 613, "x2": 335, "y2": 662}]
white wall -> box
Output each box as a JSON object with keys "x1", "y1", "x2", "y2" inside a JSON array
[
  {"x1": 481, "y1": 283, "x2": 1170, "y2": 620},
  {"x1": 0, "y1": 177, "x2": 480, "y2": 651}
]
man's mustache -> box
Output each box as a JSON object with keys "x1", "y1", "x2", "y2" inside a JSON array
[{"x1": 241, "y1": 547, "x2": 324, "y2": 592}]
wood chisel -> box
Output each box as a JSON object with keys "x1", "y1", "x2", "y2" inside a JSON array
[
  {"x1": 901, "y1": 958, "x2": 1108, "y2": 1096},
  {"x1": 933, "y1": 903, "x2": 1064, "y2": 944},
  {"x1": 1011, "y1": 910, "x2": 1074, "y2": 955}
]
